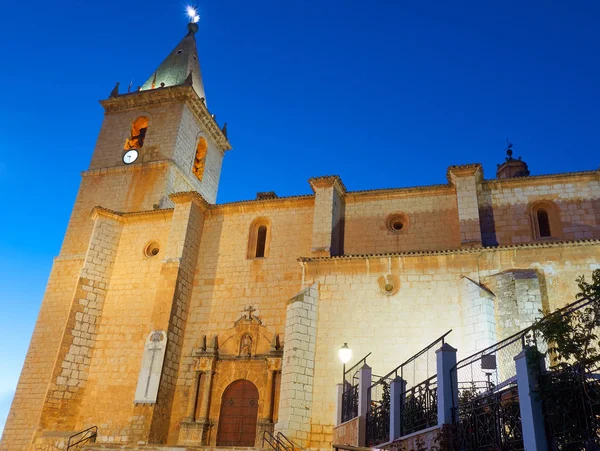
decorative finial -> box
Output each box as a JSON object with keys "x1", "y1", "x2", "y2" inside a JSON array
[
  {"x1": 127, "y1": 80, "x2": 132, "y2": 93},
  {"x1": 221, "y1": 122, "x2": 228, "y2": 138},
  {"x1": 186, "y1": 5, "x2": 199, "y2": 34},
  {"x1": 506, "y1": 139, "x2": 513, "y2": 159},
  {"x1": 151, "y1": 72, "x2": 157, "y2": 89},
  {"x1": 109, "y1": 82, "x2": 120, "y2": 98}
]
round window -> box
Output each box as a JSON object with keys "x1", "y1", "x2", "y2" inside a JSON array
[
  {"x1": 377, "y1": 274, "x2": 401, "y2": 296},
  {"x1": 386, "y1": 213, "x2": 409, "y2": 233},
  {"x1": 144, "y1": 242, "x2": 160, "y2": 258}
]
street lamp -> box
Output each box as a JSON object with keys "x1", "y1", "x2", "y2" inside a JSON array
[{"x1": 338, "y1": 343, "x2": 352, "y2": 384}]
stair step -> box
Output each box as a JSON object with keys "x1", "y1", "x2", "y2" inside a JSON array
[{"x1": 83, "y1": 446, "x2": 270, "y2": 451}]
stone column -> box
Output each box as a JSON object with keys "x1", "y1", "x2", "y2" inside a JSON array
[
  {"x1": 198, "y1": 370, "x2": 214, "y2": 421},
  {"x1": 275, "y1": 283, "x2": 319, "y2": 449},
  {"x1": 389, "y1": 376, "x2": 406, "y2": 441},
  {"x1": 447, "y1": 164, "x2": 483, "y2": 247},
  {"x1": 308, "y1": 176, "x2": 346, "y2": 257},
  {"x1": 436, "y1": 343, "x2": 458, "y2": 426},
  {"x1": 185, "y1": 371, "x2": 201, "y2": 421},
  {"x1": 335, "y1": 383, "x2": 344, "y2": 426},
  {"x1": 515, "y1": 347, "x2": 547, "y2": 450},
  {"x1": 265, "y1": 359, "x2": 281, "y2": 422},
  {"x1": 460, "y1": 277, "x2": 496, "y2": 357}
]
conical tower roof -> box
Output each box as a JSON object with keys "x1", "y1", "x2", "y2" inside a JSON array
[{"x1": 141, "y1": 23, "x2": 205, "y2": 99}]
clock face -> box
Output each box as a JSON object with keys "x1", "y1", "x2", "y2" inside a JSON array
[{"x1": 123, "y1": 149, "x2": 139, "y2": 164}]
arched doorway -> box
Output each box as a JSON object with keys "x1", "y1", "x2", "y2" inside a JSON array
[{"x1": 216, "y1": 379, "x2": 259, "y2": 446}]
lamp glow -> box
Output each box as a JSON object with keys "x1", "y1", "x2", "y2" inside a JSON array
[
  {"x1": 338, "y1": 343, "x2": 352, "y2": 364},
  {"x1": 186, "y1": 5, "x2": 200, "y2": 23}
]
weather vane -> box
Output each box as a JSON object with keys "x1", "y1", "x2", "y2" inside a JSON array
[
  {"x1": 506, "y1": 138, "x2": 513, "y2": 159},
  {"x1": 186, "y1": 5, "x2": 200, "y2": 23}
]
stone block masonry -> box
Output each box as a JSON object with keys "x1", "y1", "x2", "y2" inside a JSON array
[{"x1": 276, "y1": 283, "x2": 319, "y2": 449}]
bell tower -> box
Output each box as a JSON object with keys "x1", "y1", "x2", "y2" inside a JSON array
[
  {"x1": 59, "y1": 22, "x2": 231, "y2": 255},
  {"x1": 0, "y1": 22, "x2": 231, "y2": 451}
]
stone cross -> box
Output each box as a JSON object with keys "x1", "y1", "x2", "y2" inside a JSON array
[
  {"x1": 243, "y1": 305, "x2": 256, "y2": 320},
  {"x1": 134, "y1": 330, "x2": 167, "y2": 403}
]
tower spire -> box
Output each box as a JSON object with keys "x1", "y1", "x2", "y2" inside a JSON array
[{"x1": 140, "y1": 22, "x2": 206, "y2": 99}]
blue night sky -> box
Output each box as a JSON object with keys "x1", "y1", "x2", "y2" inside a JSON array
[{"x1": 0, "y1": 0, "x2": 598, "y2": 435}]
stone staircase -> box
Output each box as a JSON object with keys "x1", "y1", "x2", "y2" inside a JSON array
[{"x1": 83, "y1": 446, "x2": 270, "y2": 451}]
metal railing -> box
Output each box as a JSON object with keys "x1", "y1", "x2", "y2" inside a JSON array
[
  {"x1": 400, "y1": 375, "x2": 438, "y2": 436},
  {"x1": 262, "y1": 430, "x2": 295, "y2": 451},
  {"x1": 340, "y1": 352, "x2": 371, "y2": 423},
  {"x1": 66, "y1": 426, "x2": 97, "y2": 450},
  {"x1": 343, "y1": 352, "x2": 372, "y2": 384},
  {"x1": 365, "y1": 331, "x2": 451, "y2": 446},
  {"x1": 369, "y1": 330, "x2": 451, "y2": 396},
  {"x1": 341, "y1": 383, "x2": 359, "y2": 423}
]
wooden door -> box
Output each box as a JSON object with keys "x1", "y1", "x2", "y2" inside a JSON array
[{"x1": 217, "y1": 379, "x2": 259, "y2": 446}]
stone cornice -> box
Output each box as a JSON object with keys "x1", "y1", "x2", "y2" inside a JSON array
[
  {"x1": 82, "y1": 160, "x2": 171, "y2": 177},
  {"x1": 99, "y1": 85, "x2": 231, "y2": 152},
  {"x1": 90, "y1": 206, "x2": 174, "y2": 223},
  {"x1": 447, "y1": 163, "x2": 484, "y2": 183},
  {"x1": 483, "y1": 169, "x2": 599, "y2": 189},
  {"x1": 298, "y1": 238, "x2": 600, "y2": 263},
  {"x1": 169, "y1": 191, "x2": 211, "y2": 211},
  {"x1": 345, "y1": 184, "x2": 455, "y2": 202},
  {"x1": 308, "y1": 175, "x2": 347, "y2": 194},
  {"x1": 213, "y1": 195, "x2": 315, "y2": 214}
]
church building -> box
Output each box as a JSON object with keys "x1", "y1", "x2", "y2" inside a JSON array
[{"x1": 2, "y1": 21, "x2": 600, "y2": 451}]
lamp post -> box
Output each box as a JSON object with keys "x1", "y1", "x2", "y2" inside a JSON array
[{"x1": 338, "y1": 342, "x2": 352, "y2": 385}]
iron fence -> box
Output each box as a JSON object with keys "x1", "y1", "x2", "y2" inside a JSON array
[
  {"x1": 535, "y1": 294, "x2": 600, "y2": 450},
  {"x1": 453, "y1": 384, "x2": 523, "y2": 451},
  {"x1": 450, "y1": 326, "x2": 533, "y2": 451},
  {"x1": 365, "y1": 330, "x2": 451, "y2": 446},
  {"x1": 541, "y1": 366, "x2": 600, "y2": 450},
  {"x1": 340, "y1": 352, "x2": 371, "y2": 423},
  {"x1": 400, "y1": 375, "x2": 438, "y2": 436},
  {"x1": 341, "y1": 382, "x2": 359, "y2": 423}
]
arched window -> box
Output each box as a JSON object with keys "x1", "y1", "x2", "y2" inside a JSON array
[
  {"x1": 537, "y1": 209, "x2": 551, "y2": 238},
  {"x1": 247, "y1": 218, "x2": 270, "y2": 259},
  {"x1": 124, "y1": 116, "x2": 149, "y2": 150},
  {"x1": 530, "y1": 201, "x2": 561, "y2": 240},
  {"x1": 256, "y1": 226, "x2": 267, "y2": 258},
  {"x1": 192, "y1": 137, "x2": 208, "y2": 181}
]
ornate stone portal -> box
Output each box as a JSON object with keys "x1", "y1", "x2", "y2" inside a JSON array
[{"x1": 178, "y1": 307, "x2": 283, "y2": 446}]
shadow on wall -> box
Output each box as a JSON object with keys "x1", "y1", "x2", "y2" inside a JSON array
[{"x1": 480, "y1": 198, "x2": 600, "y2": 247}]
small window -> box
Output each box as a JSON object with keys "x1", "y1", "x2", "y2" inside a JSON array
[
  {"x1": 124, "y1": 116, "x2": 149, "y2": 150},
  {"x1": 537, "y1": 209, "x2": 551, "y2": 238},
  {"x1": 530, "y1": 201, "x2": 561, "y2": 240},
  {"x1": 247, "y1": 218, "x2": 270, "y2": 259},
  {"x1": 192, "y1": 137, "x2": 208, "y2": 181},
  {"x1": 386, "y1": 213, "x2": 409, "y2": 233},
  {"x1": 256, "y1": 226, "x2": 267, "y2": 258}
]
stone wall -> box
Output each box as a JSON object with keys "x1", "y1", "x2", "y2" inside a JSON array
[
  {"x1": 331, "y1": 417, "x2": 361, "y2": 447},
  {"x1": 343, "y1": 187, "x2": 461, "y2": 255},
  {"x1": 166, "y1": 198, "x2": 314, "y2": 443},
  {"x1": 479, "y1": 173, "x2": 600, "y2": 245},
  {"x1": 302, "y1": 241, "x2": 600, "y2": 449}
]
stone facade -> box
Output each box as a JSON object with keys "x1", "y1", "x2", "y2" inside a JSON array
[{"x1": 3, "y1": 25, "x2": 600, "y2": 451}]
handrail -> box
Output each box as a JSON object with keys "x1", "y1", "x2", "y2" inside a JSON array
[
  {"x1": 344, "y1": 352, "x2": 372, "y2": 383},
  {"x1": 66, "y1": 425, "x2": 97, "y2": 450},
  {"x1": 369, "y1": 330, "x2": 452, "y2": 390},
  {"x1": 277, "y1": 431, "x2": 295, "y2": 451},
  {"x1": 263, "y1": 430, "x2": 281, "y2": 451},
  {"x1": 452, "y1": 293, "x2": 599, "y2": 373}
]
